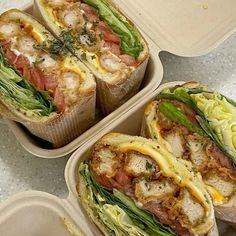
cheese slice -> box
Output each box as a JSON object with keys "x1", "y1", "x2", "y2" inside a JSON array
[{"x1": 205, "y1": 185, "x2": 226, "y2": 205}]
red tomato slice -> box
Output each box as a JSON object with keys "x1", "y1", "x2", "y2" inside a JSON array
[
  {"x1": 54, "y1": 88, "x2": 66, "y2": 112},
  {"x1": 103, "y1": 33, "x2": 120, "y2": 44},
  {"x1": 103, "y1": 41, "x2": 121, "y2": 55},
  {"x1": 28, "y1": 68, "x2": 45, "y2": 90},
  {"x1": 119, "y1": 54, "x2": 136, "y2": 66},
  {"x1": 4, "y1": 48, "x2": 18, "y2": 65},
  {"x1": 14, "y1": 54, "x2": 30, "y2": 69},
  {"x1": 97, "y1": 22, "x2": 120, "y2": 44},
  {"x1": 80, "y1": 3, "x2": 97, "y2": 15},
  {"x1": 44, "y1": 74, "x2": 58, "y2": 92}
]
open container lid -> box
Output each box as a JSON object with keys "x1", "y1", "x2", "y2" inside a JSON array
[{"x1": 113, "y1": 0, "x2": 236, "y2": 56}]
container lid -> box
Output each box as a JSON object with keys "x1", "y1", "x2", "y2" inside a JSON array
[
  {"x1": 0, "y1": 191, "x2": 92, "y2": 236},
  {"x1": 114, "y1": 0, "x2": 236, "y2": 56}
]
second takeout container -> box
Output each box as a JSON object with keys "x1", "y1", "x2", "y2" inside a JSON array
[
  {"x1": 4, "y1": 0, "x2": 236, "y2": 158},
  {"x1": 0, "y1": 81, "x2": 235, "y2": 236}
]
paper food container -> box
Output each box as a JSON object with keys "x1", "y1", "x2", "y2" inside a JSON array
[
  {"x1": 2, "y1": 0, "x2": 236, "y2": 158},
  {"x1": 0, "y1": 81, "x2": 235, "y2": 236}
]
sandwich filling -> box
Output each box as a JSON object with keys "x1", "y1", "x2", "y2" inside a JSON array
[
  {"x1": 143, "y1": 84, "x2": 236, "y2": 207},
  {"x1": 78, "y1": 133, "x2": 214, "y2": 236},
  {"x1": 42, "y1": 0, "x2": 146, "y2": 73},
  {"x1": 0, "y1": 12, "x2": 88, "y2": 116}
]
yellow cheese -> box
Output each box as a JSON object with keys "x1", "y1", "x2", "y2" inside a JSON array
[
  {"x1": 44, "y1": 5, "x2": 108, "y2": 74},
  {"x1": 31, "y1": 31, "x2": 43, "y2": 44},
  {"x1": 46, "y1": 6, "x2": 64, "y2": 28},
  {"x1": 76, "y1": 49, "x2": 107, "y2": 73},
  {"x1": 205, "y1": 185, "x2": 226, "y2": 205},
  {"x1": 61, "y1": 57, "x2": 85, "y2": 81},
  {"x1": 119, "y1": 141, "x2": 211, "y2": 213}
]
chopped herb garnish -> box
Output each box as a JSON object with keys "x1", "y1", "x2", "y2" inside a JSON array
[
  {"x1": 33, "y1": 57, "x2": 45, "y2": 67},
  {"x1": 33, "y1": 30, "x2": 76, "y2": 57},
  {"x1": 145, "y1": 160, "x2": 154, "y2": 170},
  {"x1": 81, "y1": 52, "x2": 87, "y2": 61}
]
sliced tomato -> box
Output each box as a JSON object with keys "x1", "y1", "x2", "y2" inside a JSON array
[
  {"x1": 14, "y1": 54, "x2": 30, "y2": 69},
  {"x1": 97, "y1": 21, "x2": 111, "y2": 35},
  {"x1": 97, "y1": 22, "x2": 120, "y2": 44},
  {"x1": 104, "y1": 33, "x2": 120, "y2": 44},
  {"x1": 103, "y1": 42, "x2": 121, "y2": 55},
  {"x1": 44, "y1": 74, "x2": 58, "y2": 92},
  {"x1": 80, "y1": 3, "x2": 100, "y2": 23},
  {"x1": 80, "y1": 3, "x2": 97, "y2": 15},
  {"x1": 4, "y1": 48, "x2": 18, "y2": 65},
  {"x1": 28, "y1": 68, "x2": 45, "y2": 90},
  {"x1": 88, "y1": 14, "x2": 100, "y2": 23},
  {"x1": 119, "y1": 54, "x2": 136, "y2": 66},
  {"x1": 0, "y1": 40, "x2": 11, "y2": 53},
  {"x1": 54, "y1": 88, "x2": 66, "y2": 112}
]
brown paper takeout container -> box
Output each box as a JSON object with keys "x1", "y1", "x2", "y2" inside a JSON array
[
  {"x1": 0, "y1": 1, "x2": 236, "y2": 235},
  {"x1": 2, "y1": 0, "x2": 236, "y2": 158},
  {"x1": 0, "y1": 82, "x2": 235, "y2": 236}
]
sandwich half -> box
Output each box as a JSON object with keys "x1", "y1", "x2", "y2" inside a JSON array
[
  {"x1": 141, "y1": 81, "x2": 236, "y2": 225},
  {"x1": 34, "y1": 0, "x2": 149, "y2": 114},
  {"x1": 77, "y1": 133, "x2": 217, "y2": 236},
  {"x1": 0, "y1": 9, "x2": 96, "y2": 147}
]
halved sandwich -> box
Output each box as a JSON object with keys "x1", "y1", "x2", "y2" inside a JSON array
[
  {"x1": 141, "y1": 81, "x2": 236, "y2": 225},
  {"x1": 34, "y1": 0, "x2": 149, "y2": 114},
  {"x1": 0, "y1": 9, "x2": 96, "y2": 147},
  {"x1": 78, "y1": 133, "x2": 217, "y2": 236}
]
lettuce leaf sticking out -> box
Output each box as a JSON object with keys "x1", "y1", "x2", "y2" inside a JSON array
[
  {"x1": 0, "y1": 47, "x2": 56, "y2": 118},
  {"x1": 157, "y1": 86, "x2": 236, "y2": 164},
  {"x1": 79, "y1": 162, "x2": 176, "y2": 236},
  {"x1": 82, "y1": 0, "x2": 143, "y2": 58},
  {"x1": 159, "y1": 102, "x2": 206, "y2": 137}
]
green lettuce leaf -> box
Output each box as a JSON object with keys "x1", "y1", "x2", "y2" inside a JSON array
[
  {"x1": 82, "y1": 0, "x2": 143, "y2": 58},
  {"x1": 159, "y1": 102, "x2": 207, "y2": 137}
]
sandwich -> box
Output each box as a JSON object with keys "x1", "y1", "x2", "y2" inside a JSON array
[
  {"x1": 0, "y1": 9, "x2": 96, "y2": 147},
  {"x1": 77, "y1": 133, "x2": 217, "y2": 236},
  {"x1": 141, "y1": 81, "x2": 236, "y2": 225},
  {"x1": 34, "y1": 0, "x2": 149, "y2": 114}
]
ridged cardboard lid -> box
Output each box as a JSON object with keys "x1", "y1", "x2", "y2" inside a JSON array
[{"x1": 114, "y1": 0, "x2": 236, "y2": 56}]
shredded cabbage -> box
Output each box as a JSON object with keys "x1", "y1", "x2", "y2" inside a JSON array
[{"x1": 191, "y1": 92, "x2": 236, "y2": 158}]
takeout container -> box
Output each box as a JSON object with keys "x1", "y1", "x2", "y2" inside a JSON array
[
  {"x1": 1, "y1": 0, "x2": 236, "y2": 234},
  {"x1": 3, "y1": 0, "x2": 236, "y2": 158},
  {"x1": 0, "y1": 82, "x2": 235, "y2": 236}
]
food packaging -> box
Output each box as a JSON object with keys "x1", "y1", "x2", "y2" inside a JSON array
[
  {"x1": 0, "y1": 82, "x2": 234, "y2": 236},
  {"x1": 1, "y1": 0, "x2": 236, "y2": 233},
  {"x1": 4, "y1": 0, "x2": 236, "y2": 157}
]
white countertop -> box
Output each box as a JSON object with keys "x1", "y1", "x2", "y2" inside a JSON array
[
  {"x1": 0, "y1": 0, "x2": 236, "y2": 212},
  {"x1": 0, "y1": 0, "x2": 32, "y2": 12}
]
